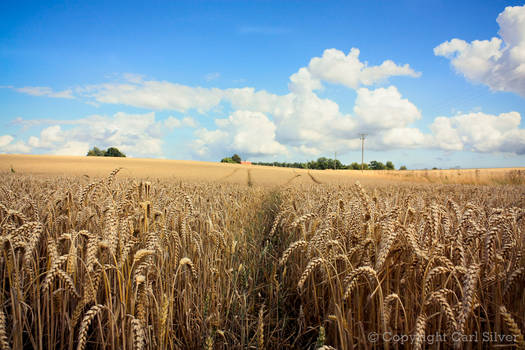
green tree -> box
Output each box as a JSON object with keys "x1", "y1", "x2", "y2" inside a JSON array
[
  {"x1": 386, "y1": 161, "x2": 395, "y2": 170},
  {"x1": 316, "y1": 157, "x2": 329, "y2": 170},
  {"x1": 221, "y1": 157, "x2": 235, "y2": 163},
  {"x1": 232, "y1": 154, "x2": 242, "y2": 163},
  {"x1": 369, "y1": 160, "x2": 386, "y2": 170},
  {"x1": 87, "y1": 146, "x2": 104, "y2": 156},
  {"x1": 399, "y1": 165, "x2": 407, "y2": 170},
  {"x1": 104, "y1": 147, "x2": 126, "y2": 157}
]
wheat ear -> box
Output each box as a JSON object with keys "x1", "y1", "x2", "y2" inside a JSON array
[{"x1": 77, "y1": 304, "x2": 104, "y2": 350}]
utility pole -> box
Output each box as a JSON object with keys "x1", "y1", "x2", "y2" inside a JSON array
[{"x1": 359, "y1": 134, "x2": 367, "y2": 171}]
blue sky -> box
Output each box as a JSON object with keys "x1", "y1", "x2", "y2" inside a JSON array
[{"x1": 1, "y1": 0, "x2": 525, "y2": 169}]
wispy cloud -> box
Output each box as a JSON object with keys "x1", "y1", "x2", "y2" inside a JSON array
[
  {"x1": 204, "y1": 72, "x2": 220, "y2": 82},
  {"x1": 8, "y1": 86, "x2": 74, "y2": 99}
]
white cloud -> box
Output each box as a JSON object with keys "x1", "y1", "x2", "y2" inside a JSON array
[
  {"x1": 288, "y1": 68, "x2": 322, "y2": 94},
  {"x1": 0, "y1": 135, "x2": 14, "y2": 148},
  {"x1": 306, "y1": 48, "x2": 420, "y2": 89},
  {"x1": 274, "y1": 91, "x2": 357, "y2": 149},
  {"x1": 354, "y1": 86, "x2": 421, "y2": 130},
  {"x1": 434, "y1": 4, "x2": 525, "y2": 97},
  {"x1": 429, "y1": 117, "x2": 464, "y2": 151},
  {"x1": 193, "y1": 110, "x2": 286, "y2": 158},
  {"x1": 429, "y1": 111, "x2": 525, "y2": 154},
  {"x1": 39, "y1": 125, "x2": 64, "y2": 148},
  {"x1": 14, "y1": 86, "x2": 73, "y2": 99},
  {"x1": 379, "y1": 127, "x2": 429, "y2": 149},
  {"x1": 224, "y1": 88, "x2": 294, "y2": 116},
  {"x1": 86, "y1": 81, "x2": 224, "y2": 113},
  {"x1": 0, "y1": 135, "x2": 32, "y2": 153}
]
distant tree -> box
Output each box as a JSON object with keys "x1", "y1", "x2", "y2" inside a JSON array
[
  {"x1": 348, "y1": 162, "x2": 361, "y2": 170},
  {"x1": 232, "y1": 154, "x2": 241, "y2": 163},
  {"x1": 316, "y1": 157, "x2": 329, "y2": 170},
  {"x1": 87, "y1": 146, "x2": 104, "y2": 156},
  {"x1": 369, "y1": 160, "x2": 386, "y2": 170},
  {"x1": 399, "y1": 165, "x2": 407, "y2": 170},
  {"x1": 432, "y1": 167, "x2": 439, "y2": 170},
  {"x1": 386, "y1": 161, "x2": 395, "y2": 170},
  {"x1": 221, "y1": 157, "x2": 235, "y2": 163},
  {"x1": 104, "y1": 147, "x2": 126, "y2": 157}
]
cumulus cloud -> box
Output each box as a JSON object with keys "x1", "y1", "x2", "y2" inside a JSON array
[
  {"x1": 434, "y1": 4, "x2": 525, "y2": 97},
  {"x1": 379, "y1": 127, "x2": 429, "y2": 149},
  {"x1": 354, "y1": 86, "x2": 421, "y2": 130},
  {"x1": 430, "y1": 111, "x2": 525, "y2": 154},
  {"x1": 306, "y1": 48, "x2": 421, "y2": 89},
  {"x1": 0, "y1": 135, "x2": 14, "y2": 148},
  {"x1": 193, "y1": 110, "x2": 287, "y2": 158},
  {"x1": 0, "y1": 135, "x2": 32, "y2": 153}
]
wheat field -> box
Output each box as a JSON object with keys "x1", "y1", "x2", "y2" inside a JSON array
[{"x1": 0, "y1": 155, "x2": 524, "y2": 349}]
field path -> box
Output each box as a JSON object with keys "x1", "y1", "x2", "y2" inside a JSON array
[
  {"x1": 282, "y1": 173, "x2": 302, "y2": 186},
  {"x1": 307, "y1": 171, "x2": 323, "y2": 184},
  {"x1": 247, "y1": 169, "x2": 254, "y2": 187},
  {"x1": 219, "y1": 168, "x2": 240, "y2": 181}
]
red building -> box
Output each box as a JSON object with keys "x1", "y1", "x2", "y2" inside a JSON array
[{"x1": 241, "y1": 161, "x2": 252, "y2": 165}]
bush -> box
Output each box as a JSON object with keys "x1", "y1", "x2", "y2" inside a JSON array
[
  {"x1": 104, "y1": 147, "x2": 126, "y2": 157},
  {"x1": 221, "y1": 154, "x2": 242, "y2": 163},
  {"x1": 399, "y1": 165, "x2": 407, "y2": 170},
  {"x1": 87, "y1": 146, "x2": 126, "y2": 157},
  {"x1": 87, "y1": 147, "x2": 105, "y2": 156},
  {"x1": 232, "y1": 154, "x2": 241, "y2": 163},
  {"x1": 386, "y1": 161, "x2": 395, "y2": 170}
]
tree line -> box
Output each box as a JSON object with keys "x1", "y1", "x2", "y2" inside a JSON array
[
  {"x1": 221, "y1": 154, "x2": 406, "y2": 170},
  {"x1": 253, "y1": 158, "x2": 404, "y2": 170}
]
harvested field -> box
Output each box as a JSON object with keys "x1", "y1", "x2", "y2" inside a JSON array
[{"x1": 0, "y1": 155, "x2": 524, "y2": 349}]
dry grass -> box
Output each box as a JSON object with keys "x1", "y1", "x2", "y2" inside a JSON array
[{"x1": 0, "y1": 156, "x2": 524, "y2": 349}]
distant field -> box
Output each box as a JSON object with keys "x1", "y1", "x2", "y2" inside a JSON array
[{"x1": 1, "y1": 154, "x2": 524, "y2": 185}]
